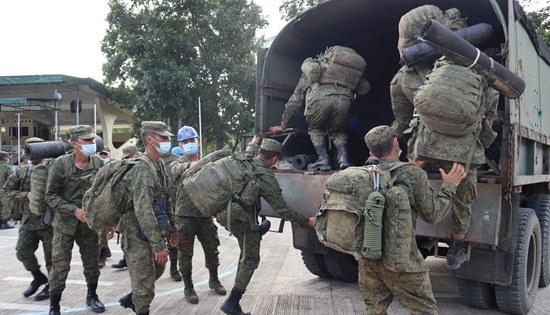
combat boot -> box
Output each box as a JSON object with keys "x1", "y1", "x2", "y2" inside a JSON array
[
  {"x1": 34, "y1": 284, "x2": 50, "y2": 301},
  {"x1": 183, "y1": 272, "x2": 198, "y2": 304},
  {"x1": 119, "y1": 292, "x2": 135, "y2": 312},
  {"x1": 98, "y1": 248, "x2": 108, "y2": 269},
  {"x1": 86, "y1": 283, "x2": 105, "y2": 313},
  {"x1": 258, "y1": 220, "x2": 271, "y2": 237},
  {"x1": 0, "y1": 219, "x2": 14, "y2": 229},
  {"x1": 49, "y1": 293, "x2": 61, "y2": 315},
  {"x1": 111, "y1": 256, "x2": 127, "y2": 269},
  {"x1": 208, "y1": 269, "x2": 227, "y2": 296},
  {"x1": 23, "y1": 270, "x2": 48, "y2": 297},
  {"x1": 221, "y1": 287, "x2": 251, "y2": 315},
  {"x1": 307, "y1": 145, "x2": 331, "y2": 171},
  {"x1": 447, "y1": 238, "x2": 468, "y2": 270},
  {"x1": 169, "y1": 257, "x2": 182, "y2": 282},
  {"x1": 335, "y1": 144, "x2": 350, "y2": 170}
]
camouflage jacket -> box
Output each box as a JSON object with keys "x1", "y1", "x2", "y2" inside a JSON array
[
  {"x1": 369, "y1": 157, "x2": 457, "y2": 272},
  {"x1": 0, "y1": 163, "x2": 12, "y2": 206},
  {"x1": 45, "y1": 153, "x2": 103, "y2": 235},
  {"x1": 119, "y1": 155, "x2": 175, "y2": 253},
  {"x1": 166, "y1": 154, "x2": 206, "y2": 217},
  {"x1": 235, "y1": 142, "x2": 309, "y2": 227},
  {"x1": 160, "y1": 153, "x2": 179, "y2": 211},
  {"x1": 3, "y1": 165, "x2": 48, "y2": 230}
]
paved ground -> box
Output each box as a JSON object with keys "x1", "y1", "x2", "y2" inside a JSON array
[{"x1": 1, "y1": 219, "x2": 550, "y2": 315}]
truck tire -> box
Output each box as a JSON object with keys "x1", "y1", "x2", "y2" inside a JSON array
[
  {"x1": 323, "y1": 249, "x2": 358, "y2": 283},
  {"x1": 527, "y1": 194, "x2": 550, "y2": 287},
  {"x1": 495, "y1": 208, "x2": 541, "y2": 315},
  {"x1": 457, "y1": 278, "x2": 495, "y2": 309},
  {"x1": 300, "y1": 251, "x2": 332, "y2": 279}
]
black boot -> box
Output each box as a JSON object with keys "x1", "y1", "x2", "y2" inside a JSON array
[
  {"x1": 49, "y1": 293, "x2": 61, "y2": 315},
  {"x1": 86, "y1": 283, "x2": 105, "y2": 313},
  {"x1": 182, "y1": 272, "x2": 198, "y2": 304},
  {"x1": 34, "y1": 284, "x2": 50, "y2": 301},
  {"x1": 258, "y1": 220, "x2": 271, "y2": 237},
  {"x1": 0, "y1": 219, "x2": 14, "y2": 229},
  {"x1": 111, "y1": 256, "x2": 127, "y2": 269},
  {"x1": 336, "y1": 144, "x2": 350, "y2": 170},
  {"x1": 24, "y1": 270, "x2": 48, "y2": 297},
  {"x1": 307, "y1": 145, "x2": 331, "y2": 171},
  {"x1": 119, "y1": 292, "x2": 135, "y2": 312},
  {"x1": 98, "y1": 248, "x2": 108, "y2": 269},
  {"x1": 208, "y1": 269, "x2": 227, "y2": 296},
  {"x1": 169, "y1": 254, "x2": 182, "y2": 282},
  {"x1": 221, "y1": 288, "x2": 251, "y2": 315},
  {"x1": 447, "y1": 238, "x2": 468, "y2": 270}
]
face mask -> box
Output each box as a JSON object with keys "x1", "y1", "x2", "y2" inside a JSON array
[
  {"x1": 182, "y1": 142, "x2": 198, "y2": 155},
  {"x1": 150, "y1": 137, "x2": 171, "y2": 155},
  {"x1": 101, "y1": 158, "x2": 110, "y2": 164},
  {"x1": 80, "y1": 143, "x2": 96, "y2": 157}
]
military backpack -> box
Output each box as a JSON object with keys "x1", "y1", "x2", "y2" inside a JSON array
[
  {"x1": 315, "y1": 163, "x2": 411, "y2": 260},
  {"x1": 316, "y1": 45, "x2": 366, "y2": 90},
  {"x1": 82, "y1": 157, "x2": 155, "y2": 230}
]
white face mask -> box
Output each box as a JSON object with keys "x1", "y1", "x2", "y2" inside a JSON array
[
  {"x1": 101, "y1": 158, "x2": 110, "y2": 164},
  {"x1": 79, "y1": 143, "x2": 97, "y2": 157}
]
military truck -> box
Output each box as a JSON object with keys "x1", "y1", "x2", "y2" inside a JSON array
[{"x1": 255, "y1": 0, "x2": 550, "y2": 314}]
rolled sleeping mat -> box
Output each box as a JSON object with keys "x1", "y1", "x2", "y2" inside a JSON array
[
  {"x1": 403, "y1": 23, "x2": 494, "y2": 67},
  {"x1": 418, "y1": 19, "x2": 525, "y2": 99},
  {"x1": 25, "y1": 136, "x2": 104, "y2": 160},
  {"x1": 292, "y1": 154, "x2": 318, "y2": 170}
]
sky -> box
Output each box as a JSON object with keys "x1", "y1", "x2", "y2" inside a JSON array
[
  {"x1": 0, "y1": 0, "x2": 287, "y2": 82},
  {"x1": 0, "y1": 0, "x2": 547, "y2": 83}
]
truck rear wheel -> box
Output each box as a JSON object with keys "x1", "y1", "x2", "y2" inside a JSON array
[
  {"x1": 457, "y1": 278, "x2": 495, "y2": 309},
  {"x1": 495, "y1": 208, "x2": 541, "y2": 315},
  {"x1": 527, "y1": 194, "x2": 550, "y2": 287},
  {"x1": 300, "y1": 251, "x2": 332, "y2": 279},
  {"x1": 323, "y1": 249, "x2": 358, "y2": 283}
]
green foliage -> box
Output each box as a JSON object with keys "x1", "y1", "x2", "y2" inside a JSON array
[
  {"x1": 279, "y1": 0, "x2": 324, "y2": 21},
  {"x1": 526, "y1": 6, "x2": 550, "y2": 46},
  {"x1": 101, "y1": 0, "x2": 267, "y2": 151}
]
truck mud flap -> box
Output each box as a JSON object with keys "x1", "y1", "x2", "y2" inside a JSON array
[{"x1": 292, "y1": 224, "x2": 329, "y2": 254}]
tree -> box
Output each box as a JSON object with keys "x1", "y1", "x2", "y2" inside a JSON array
[
  {"x1": 102, "y1": 0, "x2": 266, "y2": 150},
  {"x1": 527, "y1": 6, "x2": 550, "y2": 46},
  {"x1": 279, "y1": 0, "x2": 324, "y2": 21}
]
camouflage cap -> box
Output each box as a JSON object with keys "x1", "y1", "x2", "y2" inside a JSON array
[
  {"x1": 122, "y1": 145, "x2": 138, "y2": 158},
  {"x1": 25, "y1": 137, "x2": 44, "y2": 145},
  {"x1": 260, "y1": 138, "x2": 282, "y2": 153},
  {"x1": 0, "y1": 151, "x2": 8, "y2": 158},
  {"x1": 142, "y1": 121, "x2": 174, "y2": 137},
  {"x1": 68, "y1": 125, "x2": 96, "y2": 140},
  {"x1": 364, "y1": 125, "x2": 397, "y2": 149}
]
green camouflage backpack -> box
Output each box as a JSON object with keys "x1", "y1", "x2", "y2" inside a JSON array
[
  {"x1": 82, "y1": 157, "x2": 155, "y2": 229},
  {"x1": 182, "y1": 155, "x2": 253, "y2": 217},
  {"x1": 317, "y1": 45, "x2": 366, "y2": 90},
  {"x1": 315, "y1": 163, "x2": 411, "y2": 260},
  {"x1": 29, "y1": 163, "x2": 49, "y2": 216},
  {"x1": 414, "y1": 60, "x2": 487, "y2": 136}
]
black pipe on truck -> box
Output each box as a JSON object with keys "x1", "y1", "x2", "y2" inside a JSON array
[
  {"x1": 418, "y1": 19, "x2": 525, "y2": 99},
  {"x1": 403, "y1": 23, "x2": 494, "y2": 67},
  {"x1": 26, "y1": 136, "x2": 104, "y2": 160}
]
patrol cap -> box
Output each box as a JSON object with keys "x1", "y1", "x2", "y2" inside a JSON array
[
  {"x1": 122, "y1": 145, "x2": 138, "y2": 158},
  {"x1": 260, "y1": 138, "x2": 283, "y2": 154},
  {"x1": 25, "y1": 137, "x2": 44, "y2": 145},
  {"x1": 141, "y1": 121, "x2": 174, "y2": 137},
  {"x1": 364, "y1": 125, "x2": 397, "y2": 150},
  {"x1": 68, "y1": 125, "x2": 96, "y2": 140}
]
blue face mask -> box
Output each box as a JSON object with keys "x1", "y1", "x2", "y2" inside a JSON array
[
  {"x1": 156, "y1": 142, "x2": 171, "y2": 155},
  {"x1": 182, "y1": 142, "x2": 198, "y2": 155},
  {"x1": 80, "y1": 143, "x2": 96, "y2": 157}
]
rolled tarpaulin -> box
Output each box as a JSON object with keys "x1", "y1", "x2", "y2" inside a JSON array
[
  {"x1": 292, "y1": 154, "x2": 318, "y2": 170},
  {"x1": 418, "y1": 19, "x2": 525, "y2": 99},
  {"x1": 26, "y1": 136, "x2": 104, "y2": 160},
  {"x1": 403, "y1": 23, "x2": 494, "y2": 67}
]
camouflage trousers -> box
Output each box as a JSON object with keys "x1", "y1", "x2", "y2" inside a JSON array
[
  {"x1": 97, "y1": 228, "x2": 109, "y2": 249},
  {"x1": 16, "y1": 224, "x2": 53, "y2": 273},
  {"x1": 358, "y1": 258, "x2": 438, "y2": 315},
  {"x1": 121, "y1": 223, "x2": 166, "y2": 314},
  {"x1": 49, "y1": 222, "x2": 100, "y2": 294},
  {"x1": 424, "y1": 160, "x2": 477, "y2": 235},
  {"x1": 1, "y1": 204, "x2": 11, "y2": 220},
  {"x1": 176, "y1": 216, "x2": 221, "y2": 275},
  {"x1": 217, "y1": 216, "x2": 260, "y2": 290},
  {"x1": 306, "y1": 94, "x2": 351, "y2": 147}
]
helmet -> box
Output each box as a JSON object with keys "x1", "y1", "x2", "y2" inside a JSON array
[{"x1": 177, "y1": 126, "x2": 198, "y2": 142}]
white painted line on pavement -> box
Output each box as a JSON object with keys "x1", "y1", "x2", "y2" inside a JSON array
[
  {"x1": 3, "y1": 277, "x2": 115, "y2": 286},
  {"x1": 0, "y1": 303, "x2": 48, "y2": 312}
]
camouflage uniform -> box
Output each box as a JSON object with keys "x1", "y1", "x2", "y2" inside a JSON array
[
  {"x1": 0, "y1": 155, "x2": 14, "y2": 223},
  {"x1": 118, "y1": 121, "x2": 176, "y2": 314},
  {"x1": 45, "y1": 126, "x2": 105, "y2": 315},
  {"x1": 359, "y1": 126, "x2": 459, "y2": 315}
]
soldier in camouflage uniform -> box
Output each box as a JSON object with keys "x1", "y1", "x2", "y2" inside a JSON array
[
  {"x1": 45, "y1": 125, "x2": 105, "y2": 315},
  {"x1": 217, "y1": 137, "x2": 316, "y2": 315},
  {"x1": 360, "y1": 126, "x2": 466, "y2": 315},
  {"x1": 165, "y1": 125, "x2": 226, "y2": 304},
  {"x1": 3, "y1": 137, "x2": 52, "y2": 301},
  {"x1": 390, "y1": 5, "x2": 498, "y2": 270},
  {"x1": 117, "y1": 121, "x2": 179, "y2": 315},
  {"x1": 270, "y1": 48, "x2": 370, "y2": 171},
  {"x1": 0, "y1": 151, "x2": 14, "y2": 229}
]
